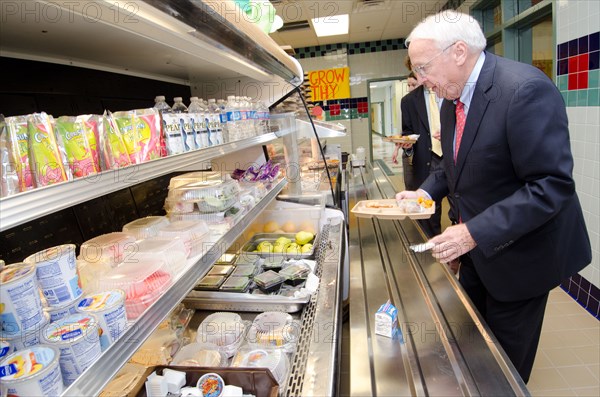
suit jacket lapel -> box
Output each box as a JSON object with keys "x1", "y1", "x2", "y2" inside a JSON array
[{"x1": 454, "y1": 53, "x2": 496, "y2": 188}]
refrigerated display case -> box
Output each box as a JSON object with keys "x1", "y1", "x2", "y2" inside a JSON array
[{"x1": 0, "y1": 1, "x2": 345, "y2": 396}]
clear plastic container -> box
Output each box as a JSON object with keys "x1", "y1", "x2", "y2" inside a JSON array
[
  {"x1": 279, "y1": 263, "x2": 311, "y2": 280},
  {"x1": 168, "y1": 179, "x2": 240, "y2": 213},
  {"x1": 235, "y1": 255, "x2": 259, "y2": 266},
  {"x1": 128, "y1": 237, "x2": 188, "y2": 276},
  {"x1": 164, "y1": 198, "x2": 195, "y2": 214},
  {"x1": 219, "y1": 276, "x2": 251, "y2": 292},
  {"x1": 171, "y1": 342, "x2": 228, "y2": 367},
  {"x1": 122, "y1": 216, "x2": 169, "y2": 239},
  {"x1": 77, "y1": 258, "x2": 112, "y2": 293},
  {"x1": 157, "y1": 220, "x2": 210, "y2": 257},
  {"x1": 246, "y1": 312, "x2": 299, "y2": 352},
  {"x1": 196, "y1": 312, "x2": 247, "y2": 357},
  {"x1": 215, "y1": 253, "x2": 237, "y2": 265},
  {"x1": 96, "y1": 259, "x2": 172, "y2": 320},
  {"x1": 262, "y1": 257, "x2": 284, "y2": 271},
  {"x1": 230, "y1": 264, "x2": 257, "y2": 278},
  {"x1": 231, "y1": 347, "x2": 289, "y2": 386},
  {"x1": 168, "y1": 171, "x2": 225, "y2": 190},
  {"x1": 207, "y1": 265, "x2": 234, "y2": 276},
  {"x1": 253, "y1": 270, "x2": 285, "y2": 293},
  {"x1": 196, "y1": 275, "x2": 226, "y2": 290},
  {"x1": 80, "y1": 232, "x2": 137, "y2": 266}
]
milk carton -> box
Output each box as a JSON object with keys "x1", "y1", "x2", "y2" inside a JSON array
[{"x1": 375, "y1": 300, "x2": 398, "y2": 338}]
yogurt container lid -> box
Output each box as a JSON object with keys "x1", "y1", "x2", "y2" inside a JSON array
[
  {"x1": 43, "y1": 313, "x2": 98, "y2": 344},
  {"x1": 196, "y1": 372, "x2": 224, "y2": 397},
  {"x1": 77, "y1": 290, "x2": 125, "y2": 313},
  {"x1": 0, "y1": 262, "x2": 36, "y2": 284},
  {"x1": 0, "y1": 345, "x2": 59, "y2": 382}
]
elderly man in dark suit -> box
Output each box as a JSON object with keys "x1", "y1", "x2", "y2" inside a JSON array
[{"x1": 397, "y1": 10, "x2": 591, "y2": 383}]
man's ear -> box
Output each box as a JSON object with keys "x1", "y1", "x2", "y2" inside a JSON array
[{"x1": 454, "y1": 41, "x2": 469, "y2": 66}]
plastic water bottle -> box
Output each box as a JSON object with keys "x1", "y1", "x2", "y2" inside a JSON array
[
  {"x1": 207, "y1": 99, "x2": 224, "y2": 145},
  {"x1": 172, "y1": 97, "x2": 195, "y2": 151},
  {"x1": 217, "y1": 99, "x2": 229, "y2": 142},
  {"x1": 158, "y1": 96, "x2": 186, "y2": 155},
  {"x1": 225, "y1": 95, "x2": 242, "y2": 141},
  {"x1": 188, "y1": 97, "x2": 207, "y2": 149}
]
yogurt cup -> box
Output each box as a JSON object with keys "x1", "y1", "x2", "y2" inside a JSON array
[
  {"x1": 24, "y1": 244, "x2": 83, "y2": 308},
  {"x1": 0, "y1": 345, "x2": 64, "y2": 397},
  {"x1": 42, "y1": 313, "x2": 102, "y2": 386},
  {"x1": 76, "y1": 290, "x2": 128, "y2": 351},
  {"x1": 1, "y1": 311, "x2": 50, "y2": 352},
  {"x1": 0, "y1": 341, "x2": 11, "y2": 362},
  {"x1": 0, "y1": 263, "x2": 45, "y2": 334},
  {"x1": 45, "y1": 298, "x2": 79, "y2": 323}
]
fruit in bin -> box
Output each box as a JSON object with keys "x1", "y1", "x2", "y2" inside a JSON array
[
  {"x1": 263, "y1": 221, "x2": 279, "y2": 233},
  {"x1": 257, "y1": 241, "x2": 273, "y2": 253},
  {"x1": 295, "y1": 231, "x2": 314, "y2": 245},
  {"x1": 273, "y1": 241, "x2": 290, "y2": 253},
  {"x1": 285, "y1": 243, "x2": 301, "y2": 254},
  {"x1": 274, "y1": 229, "x2": 285, "y2": 233},
  {"x1": 282, "y1": 221, "x2": 296, "y2": 233},
  {"x1": 301, "y1": 243, "x2": 313, "y2": 253},
  {"x1": 299, "y1": 221, "x2": 316, "y2": 235},
  {"x1": 275, "y1": 236, "x2": 292, "y2": 245}
]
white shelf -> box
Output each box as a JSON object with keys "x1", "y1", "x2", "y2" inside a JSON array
[
  {"x1": 0, "y1": 134, "x2": 277, "y2": 232},
  {"x1": 297, "y1": 118, "x2": 347, "y2": 138},
  {"x1": 1, "y1": 0, "x2": 300, "y2": 84},
  {"x1": 61, "y1": 178, "x2": 287, "y2": 397}
]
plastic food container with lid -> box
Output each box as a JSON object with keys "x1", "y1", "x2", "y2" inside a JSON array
[
  {"x1": 96, "y1": 259, "x2": 172, "y2": 320},
  {"x1": 196, "y1": 312, "x2": 247, "y2": 357},
  {"x1": 195, "y1": 275, "x2": 226, "y2": 291},
  {"x1": 23, "y1": 244, "x2": 83, "y2": 308},
  {"x1": 0, "y1": 345, "x2": 64, "y2": 397},
  {"x1": 168, "y1": 171, "x2": 224, "y2": 190},
  {"x1": 253, "y1": 270, "x2": 285, "y2": 294},
  {"x1": 122, "y1": 216, "x2": 169, "y2": 239},
  {"x1": 231, "y1": 347, "x2": 289, "y2": 386},
  {"x1": 171, "y1": 342, "x2": 228, "y2": 367},
  {"x1": 246, "y1": 311, "x2": 299, "y2": 352},
  {"x1": 207, "y1": 264, "x2": 234, "y2": 277},
  {"x1": 168, "y1": 179, "x2": 240, "y2": 213},
  {"x1": 0, "y1": 262, "x2": 45, "y2": 334},
  {"x1": 158, "y1": 220, "x2": 210, "y2": 258},
  {"x1": 76, "y1": 290, "x2": 128, "y2": 351},
  {"x1": 219, "y1": 276, "x2": 251, "y2": 293},
  {"x1": 126, "y1": 236, "x2": 188, "y2": 276},
  {"x1": 79, "y1": 232, "x2": 137, "y2": 266},
  {"x1": 279, "y1": 262, "x2": 311, "y2": 286},
  {"x1": 230, "y1": 264, "x2": 257, "y2": 278},
  {"x1": 42, "y1": 313, "x2": 102, "y2": 386},
  {"x1": 215, "y1": 253, "x2": 237, "y2": 265}
]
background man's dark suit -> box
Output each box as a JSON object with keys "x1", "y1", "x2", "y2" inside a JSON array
[
  {"x1": 421, "y1": 52, "x2": 591, "y2": 379},
  {"x1": 400, "y1": 85, "x2": 443, "y2": 237}
]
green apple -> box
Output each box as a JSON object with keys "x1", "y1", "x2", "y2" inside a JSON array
[
  {"x1": 273, "y1": 241, "x2": 290, "y2": 253},
  {"x1": 295, "y1": 231, "x2": 314, "y2": 245},
  {"x1": 286, "y1": 243, "x2": 301, "y2": 254},
  {"x1": 301, "y1": 243, "x2": 313, "y2": 253},
  {"x1": 257, "y1": 241, "x2": 273, "y2": 253}
]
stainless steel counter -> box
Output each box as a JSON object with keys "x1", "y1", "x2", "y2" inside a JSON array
[{"x1": 346, "y1": 163, "x2": 530, "y2": 396}]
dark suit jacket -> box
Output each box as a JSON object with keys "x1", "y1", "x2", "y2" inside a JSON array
[
  {"x1": 421, "y1": 52, "x2": 591, "y2": 302},
  {"x1": 400, "y1": 85, "x2": 436, "y2": 189}
]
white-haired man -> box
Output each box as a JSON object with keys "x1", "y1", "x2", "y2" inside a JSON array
[{"x1": 397, "y1": 11, "x2": 591, "y2": 383}]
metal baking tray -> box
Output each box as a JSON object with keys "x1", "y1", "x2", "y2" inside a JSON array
[
  {"x1": 240, "y1": 233, "x2": 318, "y2": 260},
  {"x1": 183, "y1": 290, "x2": 310, "y2": 313}
]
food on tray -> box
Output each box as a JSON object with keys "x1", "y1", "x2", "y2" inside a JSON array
[
  {"x1": 365, "y1": 201, "x2": 396, "y2": 209},
  {"x1": 417, "y1": 196, "x2": 435, "y2": 208}
]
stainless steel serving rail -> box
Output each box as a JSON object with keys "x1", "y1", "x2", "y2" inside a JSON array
[{"x1": 346, "y1": 162, "x2": 530, "y2": 396}]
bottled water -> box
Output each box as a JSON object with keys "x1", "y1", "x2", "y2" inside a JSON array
[
  {"x1": 158, "y1": 96, "x2": 186, "y2": 155},
  {"x1": 172, "y1": 97, "x2": 195, "y2": 151},
  {"x1": 188, "y1": 97, "x2": 207, "y2": 149},
  {"x1": 217, "y1": 99, "x2": 229, "y2": 142},
  {"x1": 207, "y1": 99, "x2": 224, "y2": 145},
  {"x1": 255, "y1": 100, "x2": 270, "y2": 135},
  {"x1": 225, "y1": 95, "x2": 242, "y2": 141}
]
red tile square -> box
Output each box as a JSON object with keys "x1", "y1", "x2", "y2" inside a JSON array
[
  {"x1": 357, "y1": 106, "x2": 369, "y2": 114},
  {"x1": 569, "y1": 56, "x2": 579, "y2": 73},
  {"x1": 568, "y1": 73, "x2": 579, "y2": 90},
  {"x1": 330, "y1": 104, "x2": 340, "y2": 116},
  {"x1": 578, "y1": 71, "x2": 588, "y2": 89},
  {"x1": 578, "y1": 53, "x2": 589, "y2": 72}
]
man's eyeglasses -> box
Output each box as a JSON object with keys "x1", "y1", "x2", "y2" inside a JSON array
[{"x1": 412, "y1": 42, "x2": 456, "y2": 77}]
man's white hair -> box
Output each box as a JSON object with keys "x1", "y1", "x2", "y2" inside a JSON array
[{"x1": 406, "y1": 10, "x2": 487, "y2": 53}]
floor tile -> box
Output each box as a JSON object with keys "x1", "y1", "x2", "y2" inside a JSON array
[
  {"x1": 571, "y1": 346, "x2": 600, "y2": 365},
  {"x1": 573, "y1": 386, "x2": 600, "y2": 396},
  {"x1": 528, "y1": 368, "x2": 570, "y2": 390},
  {"x1": 558, "y1": 366, "x2": 599, "y2": 388},
  {"x1": 544, "y1": 347, "x2": 584, "y2": 367}
]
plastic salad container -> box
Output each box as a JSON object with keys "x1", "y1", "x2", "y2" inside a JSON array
[
  {"x1": 196, "y1": 312, "x2": 247, "y2": 357},
  {"x1": 122, "y1": 216, "x2": 169, "y2": 239},
  {"x1": 168, "y1": 171, "x2": 225, "y2": 190},
  {"x1": 231, "y1": 347, "x2": 289, "y2": 386},
  {"x1": 246, "y1": 311, "x2": 298, "y2": 352},
  {"x1": 96, "y1": 259, "x2": 172, "y2": 320},
  {"x1": 215, "y1": 253, "x2": 237, "y2": 265},
  {"x1": 279, "y1": 263, "x2": 311, "y2": 286},
  {"x1": 195, "y1": 275, "x2": 226, "y2": 290},
  {"x1": 157, "y1": 220, "x2": 210, "y2": 257},
  {"x1": 207, "y1": 265, "x2": 234, "y2": 277},
  {"x1": 230, "y1": 264, "x2": 257, "y2": 278},
  {"x1": 171, "y1": 342, "x2": 228, "y2": 367},
  {"x1": 129, "y1": 237, "x2": 188, "y2": 276},
  {"x1": 168, "y1": 179, "x2": 240, "y2": 213}
]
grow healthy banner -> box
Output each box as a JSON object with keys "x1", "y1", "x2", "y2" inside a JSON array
[{"x1": 308, "y1": 67, "x2": 350, "y2": 101}]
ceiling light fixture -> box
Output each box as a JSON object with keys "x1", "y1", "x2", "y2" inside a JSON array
[{"x1": 311, "y1": 14, "x2": 349, "y2": 37}]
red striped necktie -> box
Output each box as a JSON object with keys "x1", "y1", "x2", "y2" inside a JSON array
[{"x1": 454, "y1": 100, "x2": 466, "y2": 163}]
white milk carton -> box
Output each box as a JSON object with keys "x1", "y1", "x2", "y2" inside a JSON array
[{"x1": 375, "y1": 300, "x2": 398, "y2": 338}]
